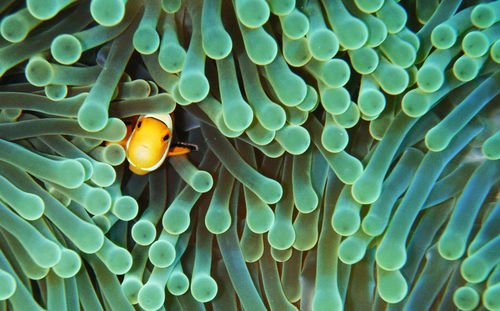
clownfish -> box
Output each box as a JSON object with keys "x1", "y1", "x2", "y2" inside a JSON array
[{"x1": 111, "y1": 113, "x2": 197, "y2": 175}]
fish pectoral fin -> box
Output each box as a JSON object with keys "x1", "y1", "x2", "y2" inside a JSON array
[
  {"x1": 167, "y1": 146, "x2": 193, "y2": 157},
  {"x1": 168, "y1": 143, "x2": 198, "y2": 157}
]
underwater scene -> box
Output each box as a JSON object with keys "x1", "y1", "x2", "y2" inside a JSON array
[{"x1": 0, "y1": 0, "x2": 499, "y2": 310}]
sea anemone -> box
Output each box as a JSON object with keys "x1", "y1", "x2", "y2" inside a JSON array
[{"x1": 0, "y1": 0, "x2": 499, "y2": 310}]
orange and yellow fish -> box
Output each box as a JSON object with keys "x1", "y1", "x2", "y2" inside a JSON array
[{"x1": 110, "y1": 113, "x2": 197, "y2": 175}]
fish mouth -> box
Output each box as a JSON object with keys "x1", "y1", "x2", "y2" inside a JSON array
[{"x1": 127, "y1": 145, "x2": 154, "y2": 168}]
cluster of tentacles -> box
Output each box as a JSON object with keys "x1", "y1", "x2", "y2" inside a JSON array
[{"x1": 0, "y1": 0, "x2": 499, "y2": 310}]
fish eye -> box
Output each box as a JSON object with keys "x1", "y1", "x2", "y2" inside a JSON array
[
  {"x1": 137, "y1": 121, "x2": 142, "y2": 128},
  {"x1": 163, "y1": 134, "x2": 170, "y2": 141}
]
